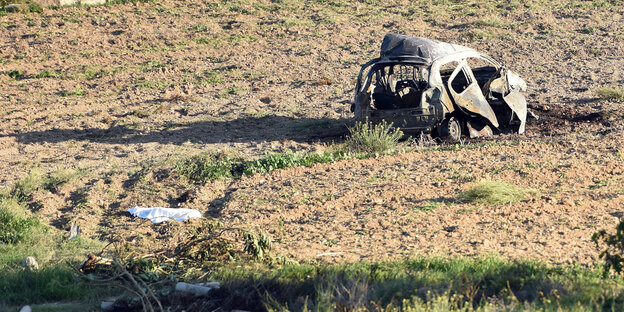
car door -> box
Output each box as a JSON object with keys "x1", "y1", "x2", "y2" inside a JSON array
[{"x1": 446, "y1": 60, "x2": 499, "y2": 128}]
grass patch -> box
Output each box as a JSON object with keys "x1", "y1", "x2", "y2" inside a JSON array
[
  {"x1": 174, "y1": 150, "x2": 364, "y2": 183},
  {"x1": 202, "y1": 256, "x2": 623, "y2": 311},
  {"x1": 12, "y1": 168, "x2": 82, "y2": 200},
  {"x1": 457, "y1": 181, "x2": 526, "y2": 206},
  {"x1": 243, "y1": 151, "x2": 359, "y2": 176},
  {"x1": 0, "y1": 176, "x2": 109, "y2": 307},
  {"x1": 174, "y1": 151, "x2": 238, "y2": 183},
  {"x1": 199, "y1": 71, "x2": 225, "y2": 85},
  {"x1": 0, "y1": 196, "x2": 44, "y2": 244},
  {"x1": 59, "y1": 86, "x2": 87, "y2": 97},
  {"x1": 415, "y1": 201, "x2": 441, "y2": 212},
  {"x1": 345, "y1": 120, "x2": 403, "y2": 155},
  {"x1": 473, "y1": 17, "x2": 509, "y2": 28},
  {"x1": 35, "y1": 69, "x2": 60, "y2": 79},
  {"x1": 596, "y1": 86, "x2": 624, "y2": 101}
]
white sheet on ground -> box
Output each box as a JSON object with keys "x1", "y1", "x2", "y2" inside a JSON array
[{"x1": 127, "y1": 207, "x2": 202, "y2": 224}]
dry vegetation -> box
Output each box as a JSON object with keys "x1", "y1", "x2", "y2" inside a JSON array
[{"x1": 2, "y1": 0, "x2": 624, "y2": 310}]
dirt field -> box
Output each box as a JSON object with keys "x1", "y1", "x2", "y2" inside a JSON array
[{"x1": 2, "y1": 0, "x2": 624, "y2": 266}]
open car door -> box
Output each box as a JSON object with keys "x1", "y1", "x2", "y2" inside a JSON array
[{"x1": 446, "y1": 61, "x2": 499, "y2": 128}]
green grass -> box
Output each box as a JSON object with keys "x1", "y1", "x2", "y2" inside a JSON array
[
  {"x1": 173, "y1": 150, "x2": 364, "y2": 183},
  {"x1": 0, "y1": 196, "x2": 44, "y2": 244},
  {"x1": 596, "y1": 87, "x2": 624, "y2": 101},
  {"x1": 458, "y1": 181, "x2": 526, "y2": 206},
  {"x1": 203, "y1": 256, "x2": 623, "y2": 311},
  {"x1": 473, "y1": 17, "x2": 509, "y2": 28},
  {"x1": 35, "y1": 70, "x2": 60, "y2": 79},
  {"x1": 59, "y1": 87, "x2": 87, "y2": 97},
  {"x1": 174, "y1": 151, "x2": 238, "y2": 183},
  {"x1": 0, "y1": 175, "x2": 110, "y2": 307},
  {"x1": 243, "y1": 151, "x2": 360, "y2": 175},
  {"x1": 415, "y1": 201, "x2": 441, "y2": 212},
  {"x1": 12, "y1": 168, "x2": 82, "y2": 200},
  {"x1": 345, "y1": 120, "x2": 404, "y2": 155}
]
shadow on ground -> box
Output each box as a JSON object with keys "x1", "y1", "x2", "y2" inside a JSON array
[{"x1": 7, "y1": 116, "x2": 352, "y2": 145}]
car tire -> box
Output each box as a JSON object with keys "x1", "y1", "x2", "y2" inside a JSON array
[{"x1": 438, "y1": 117, "x2": 462, "y2": 142}]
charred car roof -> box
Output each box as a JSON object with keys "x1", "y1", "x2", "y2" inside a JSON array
[{"x1": 380, "y1": 33, "x2": 476, "y2": 63}]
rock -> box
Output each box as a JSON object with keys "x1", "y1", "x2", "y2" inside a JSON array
[
  {"x1": 175, "y1": 282, "x2": 220, "y2": 296},
  {"x1": 19, "y1": 306, "x2": 32, "y2": 312},
  {"x1": 68, "y1": 222, "x2": 81, "y2": 240},
  {"x1": 101, "y1": 301, "x2": 115, "y2": 311},
  {"x1": 21, "y1": 257, "x2": 39, "y2": 271}
]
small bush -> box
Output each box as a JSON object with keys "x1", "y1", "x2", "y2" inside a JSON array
[
  {"x1": 596, "y1": 87, "x2": 624, "y2": 101},
  {"x1": 458, "y1": 181, "x2": 525, "y2": 206},
  {"x1": 345, "y1": 120, "x2": 403, "y2": 155},
  {"x1": 593, "y1": 220, "x2": 624, "y2": 275},
  {"x1": 7, "y1": 70, "x2": 22, "y2": 79}
]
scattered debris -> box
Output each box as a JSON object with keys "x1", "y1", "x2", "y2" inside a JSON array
[
  {"x1": 175, "y1": 282, "x2": 220, "y2": 296},
  {"x1": 79, "y1": 254, "x2": 113, "y2": 273},
  {"x1": 20, "y1": 257, "x2": 39, "y2": 271},
  {"x1": 353, "y1": 33, "x2": 531, "y2": 141},
  {"x1": 127, "y1": 207, "x2": 202, "y2": 224}
]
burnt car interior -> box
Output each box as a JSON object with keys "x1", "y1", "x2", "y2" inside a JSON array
[
  {"x1": 372, "y1": 64, "x2": 427, "y2": 110},
  {"x1": 371, "y1": 60, "x2": 502, "y2": 112}
]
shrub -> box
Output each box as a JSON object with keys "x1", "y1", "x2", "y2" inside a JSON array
[
  {"x1": 345, "y1": 120, "x2": 403, "y2": 155},
  {"x1": 593, "y1": 220, "x2": 624, "y2": 275},
  {"x1": 458, "y1": 181, "x2": 525, "y2": 206}
]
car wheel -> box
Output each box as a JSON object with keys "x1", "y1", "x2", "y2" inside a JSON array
[{"x1": 438, "y1": 117, "x2": 462, "y2": 142}]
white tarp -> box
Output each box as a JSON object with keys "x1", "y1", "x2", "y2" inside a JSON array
[{"x1": 127, "y1": 207, "x2": 202, "y2": 224}]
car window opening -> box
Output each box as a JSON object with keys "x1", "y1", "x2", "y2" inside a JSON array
[{"x1": 372, "y1": 64, "x2": 427, "y2": 110}]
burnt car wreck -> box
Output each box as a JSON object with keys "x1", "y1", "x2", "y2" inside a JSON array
[{"x1": 353, "y1": 33, "x2": 529, "y2": 141}]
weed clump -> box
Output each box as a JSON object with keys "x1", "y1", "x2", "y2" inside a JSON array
[
  {"x1": 458, "y1": 181, "x2": 525, "y2": 205},
  {"x1": 345, "y1": 120, "x2": 403, "y2": 155}
]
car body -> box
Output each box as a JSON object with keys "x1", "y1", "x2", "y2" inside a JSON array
[{"x1": 352, "y1": 33, "x2": 528, "y2": 141}]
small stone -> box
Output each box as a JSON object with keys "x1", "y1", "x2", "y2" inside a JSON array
[
  {"x1": 101, "y1": 301, "x2": 115, "y2": 311},
  {"x1": 21, "y1": 257, "x2": 39, "y2": 271}
]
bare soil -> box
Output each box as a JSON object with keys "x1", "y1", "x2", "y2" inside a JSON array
[{"x1": 1, "y1": 0, "x2": 624, "y2": 265}]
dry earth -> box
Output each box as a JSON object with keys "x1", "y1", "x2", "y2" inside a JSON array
[{"x1": 1, "y1": 0, "x2": 624, "y2": 265}]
